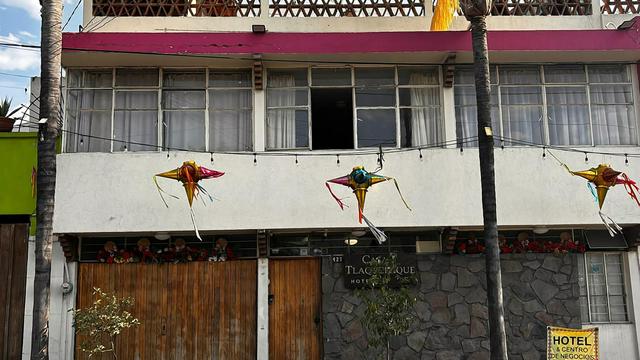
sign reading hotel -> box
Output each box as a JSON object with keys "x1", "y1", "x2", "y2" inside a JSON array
[
  {"x1": 547, "y1": 326, "x2": 599, "y2": 360},
  {"x1": 343, "y1": 252, "x2": 417, "y2": 289}
]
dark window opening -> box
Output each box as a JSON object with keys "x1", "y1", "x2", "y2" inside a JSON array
[{"x1": 311, "y1": 88, "x2": 353, "y2": 150}]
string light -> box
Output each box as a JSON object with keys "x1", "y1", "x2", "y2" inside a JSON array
[
  {"x1": 542, "y1": 146, "x2": 546, "y2": 159},
  {"x1": 625, "y1": 154, "x2": 629, "y2": 165},
  {"x1": 584, "y1": 152, "x2": 589, "y2": 162},
  {"x1": 253, "y1": 153, "x2": 257, "y2": 164},
  {"x1": 419, "y1": 149, "x2": 423, "y2": 159},
  {"x1": 295, "y1": 154, "x2": 299, "y2": 165},
  {"x1": 336, "y1": 155, "x2": 340, "y2": 164},
  {"x1": 166, "y1": 148, "x2": 170, "y2": 158},
  {"x1": 210, "y1": 152, "x2": 214, "y2": 163}
]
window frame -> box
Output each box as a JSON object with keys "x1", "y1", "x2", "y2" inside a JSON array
[
  {"x1": 64, "y1": 67, "x2": 254, "y2": 153},
  {"x1": 265, "y1": 65, "x2": 443, "y2": 151},
  {"x1": 453, "y1": 64, "x2": 640, "y2": 148},
  {"x1": 580, "y1": 251, "x2": 631, "y2": 324}
]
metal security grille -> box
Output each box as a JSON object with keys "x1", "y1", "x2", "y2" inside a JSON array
[
  {"x1": 92, "y1": 0, "x2": 261, "y2": 17},
  {"x1": 269, "y1": 0, "x2": 425, "y2": 17}
]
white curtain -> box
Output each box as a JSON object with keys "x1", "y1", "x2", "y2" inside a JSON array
[
  {"x1": 65, "y1": 89, "x2": 112, "y2": 152},
  {"x1": 590, "y1": 84, "x2": 636, "y2": 145},
  {"x1": 454, "y1": 86, "x2": 500, "y2": 147},
  {"x1": 586, "y1": 253, "x2": 610, "y2": 322},
  {"x1": 501, "y1": 86, "x2": 544, "y2": 144},
  {"x1": 546, "y1": 86, "x2": 590, "y2": 145},
  {"x1": 408, "y1": 73, "x2": 439, "y2": 146},
  {"x1": 209, "y1": 89, "x2": 252, "y2": 151},
  {"x1": 163, "y1": 90, "x2": 206, "y2": 151},
  {"x1": 266, "y1": 74, "x2": 296, "y2": 149},
  {"x1": 114, "y1": 91, "x2": 158, "y2": 151}
]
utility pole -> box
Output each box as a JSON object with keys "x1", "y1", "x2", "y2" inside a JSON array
[{"x1": 32, "y1": 1, "x2": 63, "y2": 358}]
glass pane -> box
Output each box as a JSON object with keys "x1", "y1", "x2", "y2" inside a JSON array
[
  {"x1": 398, "y1": 67, "x2": 439, "y2": 85},
  {"x1": 210, "y1": 110, "x2": 252, "y2": 151},
  {"x1": 267, "y1": 69, "x2": 308, "y2": 87},
  {"x1": 84, "y1": 70, "x2": 112, "y2": 88},
  {"x1": 114, "y1": 110, "x2": 158, "y2": 151},
  {"x1": 499, "y1": 66, "x2": 541, "y2": 85},
  {"x1": 546, "y1": 87, "x2": 591, "y2": 145},
  {"x1": 311, "y1": 68, "x2": 352, "y2": 86},
  {"x1": 588, "y1": 64, "x2": 630, "y2": 83},
  {"x1": 209, "y1": 71, "x2": 251, "y2": 88},
  {"x1": 400, "y1": 108, "x2": 440, "y2": 147},
  {"x1": 163, "y1": 111, "x2": 205, "y2": 151},
  {"x1": 210, "y1": 89, "x2": 252, "y2": 110},
  {"x1": 590, "y1": 85, "x2": 633, "y2": 105},
  {"x1": 267, "y1": 89, "x2": 308, "y2": 107},
  {"x1": 399, "y1": 88, "x2": 440, "y2": 107},
  {"x1": 67, "y1": 90, "x2": 112, "y2": 110},
  {"x1": 501, "y1": 87, "x2": 543, "y2": 143},
  {"x1": 544, "y1": 65, "x2": 586, "y2": 84},
  {"x1": 354, "y1": 68, "x2": 395, "y2": 86},
  {"x1": 454, "y1": 85, "x2": 500, "y2": 147},
  {"x1": 65, "y1": 111, "x2": 111, "y2": 153},
  {"x1": 115, "y1": 91, "x2": 158, "y2": 110},
  {"x1": 67, "y1": 69, "x2": 82, "y2": 88},
  {"x1": 454, "y1": 66, "x2": 497, "y2": 85},
  {"x1": 356, "y1": 88, "x2": 395, "y2": 107},
  {"x1": 162, "y1": 91, "x2": 205, "y2": 109},
  {"x1": 591, "y1": 104, "x2": 637, "y2": 145},
  {"x1": 357, "y1": 109, "x2": 396, "y2": 148},
  {"x1": 266, "y1": 109, "x2": 308, "y2": 149},
  {"x1": 163, "y1": 70, "x2": 206, "y2": 88},
  {"x1": 116, "y1": 69, "x2": 159, "y2": 87}
]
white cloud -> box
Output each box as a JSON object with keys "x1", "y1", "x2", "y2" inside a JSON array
[
  {"x1": 0, "y1": 33, "x2": 40, "y2": 71},
  {"x1": 0, "y1": 0, "x2": 75, "y2": 20},
  {"x1": 19, "y1": 31, "x2": 37, "y2": 39}
]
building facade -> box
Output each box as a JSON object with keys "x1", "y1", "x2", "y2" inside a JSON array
[{"x1": 25, "y1": 0, "x2": 640, "y2": 358}]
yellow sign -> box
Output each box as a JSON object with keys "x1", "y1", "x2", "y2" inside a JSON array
[{"x1": 547, "y1": 326, "x2": 599, "y2": 360}]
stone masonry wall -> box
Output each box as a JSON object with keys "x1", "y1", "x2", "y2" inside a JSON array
[{"x1": 322, "y1": 253, "x2": 582, "y2": 360}]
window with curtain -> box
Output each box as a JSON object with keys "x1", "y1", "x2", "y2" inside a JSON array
[
  {"x1": 578, "y1": 252, "x2": 628, "y2": 323},
  {"x1": 208, "y1": 71, "x2": 253, "y2": 151},
  {"x1": 65, "y1": 69, "x2": 113, "y2": 152},
  {"x1": 398, "y1": 66, "x2": 442, "y2": 147},
  {"x1": 162, "y1": 70, "x2": 206, "y2": 151},
  {"x1": 454, "y1": 66, "x2": 500, "y2": 147},
  {"x1": 266, "y1": 69, "x2": 309, "y2": 149},
  {"x1": 355, "y1": 68, "x2": 397, "y2": 148},
  {"x1": 114, "y1": 68, "x2": 159, "y2": 151},
  {"x1": 454, "y1": 64, "x2": 638, "y2": 147}
]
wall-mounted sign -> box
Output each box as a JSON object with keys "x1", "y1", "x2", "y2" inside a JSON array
[
  {"x1": 343, "y1": 251, "x2": 417, "y2": 289},
  {"x1": 547, "y1": 326, "x2": 598, "y2": 360},
  {"x1": 332, "y1": 255, "x2": 343, "y2": 263}
]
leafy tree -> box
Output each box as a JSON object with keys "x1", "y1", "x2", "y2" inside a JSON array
[
  {"x1": 71, "y1": 288, "x2": 140, "y2": 359},
  {"x1": 357, "y1": 254, "x2": 417, "y2": 360}
]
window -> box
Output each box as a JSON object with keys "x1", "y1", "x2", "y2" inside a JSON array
[
  {"x1": 64, "y1": 68, "x2": 253, "y2": 153},
  {"x1": 65, "y1": 70, "x2": 113, "y2": 152},
  {"x1": 454, "y1": 64, "x2": 638, "y2": 146},
  {"x1": 265, "y1": 66, "x2": 442, "y2": 150},
  {"x1": 578, "y1": 252, "x2": 629, "y2": 323}
]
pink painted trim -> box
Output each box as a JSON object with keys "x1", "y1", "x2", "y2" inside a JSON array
[{"x1": 62, "y1": 30, "x2": 640, "y2": 55}]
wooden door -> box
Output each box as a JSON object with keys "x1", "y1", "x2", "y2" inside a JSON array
[
  {"x1": 0, "y1": 223, "x2": 28, "y2": 360},
  {"x1": 269, "y1": 258, "x2": 322, "y2": 360},
  {"x1": 77, "y1": 261, "x2": 257, "y2": 359}
]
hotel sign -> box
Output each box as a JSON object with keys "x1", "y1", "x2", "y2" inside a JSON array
[
  {"x1": 343, "y1": 252, "x2": 418, "y2": 289},
  {"x1": 547, "y1": 326, "x2": 599, "y2": 360}
]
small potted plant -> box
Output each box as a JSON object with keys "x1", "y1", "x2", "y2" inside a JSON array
[{"x1": 0, "y1": 97, "x2": 16, "y2": 132}]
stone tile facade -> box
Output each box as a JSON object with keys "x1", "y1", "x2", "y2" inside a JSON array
[{"x1": 322, "y1": 253, "x2": 582, "y2": 360}]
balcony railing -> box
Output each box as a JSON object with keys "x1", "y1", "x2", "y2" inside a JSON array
[{"x1": 92, "y1": 0, "x2": 635, "y2": 17}]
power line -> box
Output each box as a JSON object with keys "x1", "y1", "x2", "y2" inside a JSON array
[
  {"x1": 63, "y1": 0, "x2": 83, "y2": 31},
  {"x1": 0, "y1": 72, "x2": 32, "y2": 79}
]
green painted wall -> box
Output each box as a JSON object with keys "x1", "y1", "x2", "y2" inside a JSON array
[{"x1": 0, "y1": 133, "x2": 37, "y2": 216}]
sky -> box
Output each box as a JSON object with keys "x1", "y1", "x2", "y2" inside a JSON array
[{"x1": 0, "y1": 0, "x2": 81, "y2": 113}]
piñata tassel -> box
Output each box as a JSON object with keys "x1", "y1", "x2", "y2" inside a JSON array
[
  {"x1": 618, "y1": 173, "x2": 640, "y2": 207},
  {"x1": 362, "y1": 214, "x2": 388, "y2": 244},
  {"x1": 430, "y1": 0, "x2": 458, "y2": 31},
  {"x1": 389, "y1": 178, "x2": 412, "y2": 211},
  {"x1": 153, "y1": 176, "x2": 180, "y2": 208},
  {"x1": 599, "y1": 211, "x2": 622, "y2": 237},
  {"x1": 326, "y1": 182, "x2": 348, "y2": 210},
  {"x1": 190, "y1": 207, "x2": 203, "y2": 241},
  {"x1": 587, "y1": 182, "x2": 598, "y2": 204}
]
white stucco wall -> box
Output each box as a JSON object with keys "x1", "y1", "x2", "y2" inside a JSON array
[{"x1": 53, "y1": 147, "x2": 640, "y2": 234}]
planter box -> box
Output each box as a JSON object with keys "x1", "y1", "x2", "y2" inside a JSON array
[{"x1": 0, "y1": 116, "x2": 15, "y2": 132}]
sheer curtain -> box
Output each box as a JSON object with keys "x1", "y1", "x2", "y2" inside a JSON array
[
  {"x1": 65, "y1": 89, "x2": 112, "y2": 152},
  {"x1": 163, "y1": 71, "x2": 206, "y2": 151},
  {"x1": 454, "y1": 86, "x2": 500, "y2": 147},
  {"x1": 209, "y1": 89, "x2": 252, "y2": 151},
  {"x1": 266, "y1": 74, "x2": 296, "y2": 149},
  {"x1": 114, "y1": 91, "x2": 158, "y2": 151},
  {"x1": 408, "y1": 73, "x2": 440, "y2": 146},
  {"x1": 546, "y1": 86, "x2": 590, "y2": 145}
]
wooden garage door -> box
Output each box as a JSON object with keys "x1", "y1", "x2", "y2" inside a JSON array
[
  {"x1": 77, "y1": 261, "x2": 257, "y2": 360},
  {"x1": 269, "y1": 258, "x2": 322, "y2": 360},
  {"x1": 0, "y1": 223, "x2": 28, "y2": 360}
]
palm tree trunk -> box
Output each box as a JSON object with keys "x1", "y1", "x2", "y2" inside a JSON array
[
  {"x1": 31, "y1": 1, "x2": 63, "y2": 359},
  {"x1": 469, "y1": 15, "x2": 509, "y2": 360}
]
